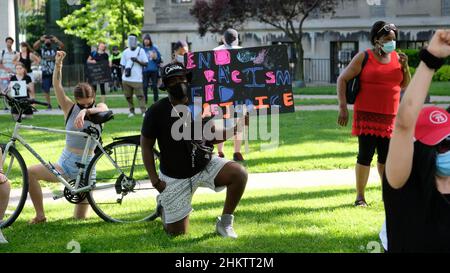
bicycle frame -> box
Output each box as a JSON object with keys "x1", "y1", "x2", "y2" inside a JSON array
[{"x1": 2, "y1": 121, "x2": 125, "y2": 196}]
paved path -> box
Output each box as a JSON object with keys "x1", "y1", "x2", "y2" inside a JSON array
[{"x1": 10, "y1": 168, "x2": 380, "y2": 203}]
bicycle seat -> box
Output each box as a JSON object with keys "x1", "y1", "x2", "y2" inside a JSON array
[{"x1": 85, "y1": 110, "x2": 114, "y2": 124}]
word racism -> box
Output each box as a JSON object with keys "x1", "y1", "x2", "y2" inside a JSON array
[{"x1": 186, "y1": 45, "x2": 295, "y2": 118}]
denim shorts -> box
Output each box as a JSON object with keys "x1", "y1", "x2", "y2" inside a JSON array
[
  {"x1": 57, "y1": 149, "x2": 95, "y2": 181},
  {"x1": 42, "y1": 75, "x2": 52, "y2": 93}
]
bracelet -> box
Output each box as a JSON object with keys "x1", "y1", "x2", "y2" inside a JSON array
[
  {"x1": 419, "y1": 49, "x2": 445, "y2": 70},
  {"x1": 153, "y1": 179, "x2": 161, "y2": 187}
]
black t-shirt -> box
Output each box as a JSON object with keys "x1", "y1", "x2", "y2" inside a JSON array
[
  {"x1": 91, "y1": 51, "x2": 109, "y2": 62},
  {"x1": 9, "y1": 75, "x2": 33, "y2": 115},
  {"x1": 383, "y1": 141, "x2": 450, "y2": 252},
  {"x1": 141, "y1": 97, "x2": 212, "y2": 179},
  {"x1": 10, "y1": 75, "x2": 32, "y2": 85}
]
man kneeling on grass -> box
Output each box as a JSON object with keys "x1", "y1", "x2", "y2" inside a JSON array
[{"x1": 141, "y1": 62, "x2": 247, "y2": 238}]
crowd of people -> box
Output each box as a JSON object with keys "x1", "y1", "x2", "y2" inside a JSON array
[{"x1": 1, "y1": 25, "x2": 450, "y2": 252}]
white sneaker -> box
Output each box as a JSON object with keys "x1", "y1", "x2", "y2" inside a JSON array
[
  {"x1": 128, "y1": 113, "x2": 135, "y2": 118},
  {"x1": 216, "y1": 214, "x2": 238, "y2": 239},
  {"x1": 0, "y1": 229, "x2": 8, "y2": 244}
]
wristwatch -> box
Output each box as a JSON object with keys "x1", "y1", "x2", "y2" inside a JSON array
[{"x1": 419, "y1": 48, "x2": 445, "y2": 70}]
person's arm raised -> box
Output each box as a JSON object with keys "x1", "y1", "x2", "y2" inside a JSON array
[
  {"x1": 336, "y1": 51, "x2": 366, "y2": 127},
  {"x1": 386, "y1": 30, "x2": 450, "y2": 189},
  {"x1": 52, "y1": 51, "x2": 74, "y2": 117},
  {"x1": 31, "y1": 53, "x2": 41, "y2": 66}
]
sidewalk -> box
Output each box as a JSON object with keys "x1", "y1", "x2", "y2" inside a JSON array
[{"x1": 10, "y1": 168, "x2": 380, "y2": 203}]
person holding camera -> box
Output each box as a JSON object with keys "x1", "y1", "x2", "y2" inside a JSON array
[
  {"x1": 120, "y1": 34, "x2": 148, "y2": 118},
  {"x1": 141, "y1": 62, "x2": 247, "y2": 238},
  {"x1": 33, "y1": 35, "x2": 65, "y2": 110},
  {"x1": 384, "y1": 29, "x2": 450, "y2": 252}
]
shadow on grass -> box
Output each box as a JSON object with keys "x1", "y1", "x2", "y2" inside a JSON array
[
  {"x1": 194, "y1": 187, "x2": 362, "y2": 212},
  {"x1": 0, "y1": 187, "x2": 382, "y2": 253}
]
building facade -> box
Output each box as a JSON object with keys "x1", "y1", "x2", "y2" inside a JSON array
[
  {"x1": 143, "y1": 0, "x2": 450, "y2": 83},
  {"x1": 0, "y1": 0, "x2": 18, "y2": 50}
]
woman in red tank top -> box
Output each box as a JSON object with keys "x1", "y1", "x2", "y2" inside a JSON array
[{"x1": 337, "y1": 21, "x2": 411, "y2": 207}]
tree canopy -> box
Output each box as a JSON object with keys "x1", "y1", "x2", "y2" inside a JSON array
[
  {"x1": 57, "y1": 0, "x2": 144, "y2": 48},
  {"x1": 191, "y1": 0, "x2": 338, "y2": 81}
]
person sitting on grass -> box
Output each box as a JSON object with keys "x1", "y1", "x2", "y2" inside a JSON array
[
  {"x1": 384, "y1": 29, "x2": 450, "y2": 252},
  {"x1": 0, "y1": 147, "x2": 11, "y2": 244},
  {"x1": 9, "y1": 62, "x2": 35, "y2": 119},
  {"x1": 27, "y1": 51, "x2": 109, "y2": 224},
  {"x1": 141, "y1": 62, "x2": 248, "y2": 238}
]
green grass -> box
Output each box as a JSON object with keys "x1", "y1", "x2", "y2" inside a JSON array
[
  {"x1": 33, "y1": 92, "x2": 152, "y2": 110},
  {"x1": 427, "y1": 81, "x2": 450, "y2": 96},
  {"x1": 295, "y1": 99, "x2": 338, "y2": 106},
  {"x1": 0, "y1": 110, "x2": 358, "y2": 174},
  {"x1": 294, "y1": 81, "x2": 450, "y2": 96},
  {"x1": 0, "y1": 185, "x2": 384, "y2": 253}
]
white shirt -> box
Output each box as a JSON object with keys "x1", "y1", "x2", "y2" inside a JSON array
[
  {"x1": 213, "y1": 44, "x2": 242, "y2": 50},
  {"x1": 120, "y1": 47, "x2": 149, "y2": 83},
  {"x1": 0, "y1": 48, "x2": 16, "y2": 79}
]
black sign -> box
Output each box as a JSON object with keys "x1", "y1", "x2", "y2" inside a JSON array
[
  {"x1": 186, "y1": 45, "x2": 295, "y2": 117},
  {"x1": 86, "y1": 60, "x2": 112, "y2": 85}
]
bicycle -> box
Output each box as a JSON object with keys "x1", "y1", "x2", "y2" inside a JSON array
[{"x1": 0, "y1": 90, "x2": 161, "y2": 228}]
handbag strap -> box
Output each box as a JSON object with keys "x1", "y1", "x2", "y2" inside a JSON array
[{"x1": 361, "y1": 50, "x2": 369, "y2": 71}]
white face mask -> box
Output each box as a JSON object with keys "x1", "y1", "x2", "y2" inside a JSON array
[{"x1": 176, "y1": 54, "x2": 184, "y2": 63}]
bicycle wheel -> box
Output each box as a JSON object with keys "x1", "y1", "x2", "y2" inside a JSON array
[
  {"x1": 86, "y1": 140, "x2": 160, "y2": 223},
  {"x1": 0, "y1": 144, "x2": 28, "y2": 228}
]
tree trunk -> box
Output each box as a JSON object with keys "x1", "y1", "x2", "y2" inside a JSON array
[{"x1": 294, "y1": 40, "x2": 304, "y2": 83}]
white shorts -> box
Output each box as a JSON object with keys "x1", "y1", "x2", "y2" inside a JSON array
[{"x1": 157, "y1": 156, "x2": 230, "y2": 224}]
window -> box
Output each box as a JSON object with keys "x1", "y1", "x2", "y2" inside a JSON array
[
  {"x1": 397, "y1": 41, "x2": 428, "y2": 50},
  {"x1": 370, "y1": 0, "x2": 386, "y2": 18},
  {"x1": 443, "y1": 0, "x2": 450, "y2": 16},
  {"x1": 171, "y1": 0, "x2": 192, "y2": 3}
]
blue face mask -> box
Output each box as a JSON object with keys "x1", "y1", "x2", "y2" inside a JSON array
[
  {"x1": 381, "y1": 40, "x2": 396, "y2": 54},
  {"x1": 436, "y1": 150, "x2": 450, "y2": 177}
]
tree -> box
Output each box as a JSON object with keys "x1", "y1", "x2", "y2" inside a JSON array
[
  {"x1": 18, "y1": 0, "x2": 46, "y2": 45},
  {"x1": 190, "y1": 0, "x2": 338, "y2": 82},
  {"x1": 56, "y1": 0, "x2": 144, "y2": 49}
]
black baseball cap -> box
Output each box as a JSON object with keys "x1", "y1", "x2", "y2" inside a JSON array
[
  {"x1": 160, "y1": 62, "x2": 192, "y2": 90},
  {"x1": 223, "y1": 28, "x2": 238, "y2": 46},
  {"x1": 161, "y1": 62, "x2": 188, "y2": 80}
]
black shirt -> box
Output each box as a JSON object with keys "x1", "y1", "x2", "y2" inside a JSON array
[
  {"x1": 90, "y1": 51, "x2": 109, "y2": 62},
  {"x1": 19, "y1": 52, "x2": 32, "y2": 73},
  {"x1": 141, "y1": 97, "x2": 208, "y2": 179},
  {"x1": 9, "y1": 75, "x2": 33, "y2": 115},
  {"x1": 10, "y1": 75, "x2": 32, "y2": 85},
  {"x1": 383, "y1": 141, "x2": 450, "y2": 252}
]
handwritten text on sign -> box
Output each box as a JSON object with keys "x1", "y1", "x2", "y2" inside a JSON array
[
  {"x1": 186, "y1": 45, "x2": 295, "y2": 117},
  {"x1": 86, "y1": 60, "x2": 112, "y2": 85}
]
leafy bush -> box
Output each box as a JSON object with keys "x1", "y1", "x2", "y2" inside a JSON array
[{"x1": 433, "y1": 65, "x2": 450, "y2": 82}]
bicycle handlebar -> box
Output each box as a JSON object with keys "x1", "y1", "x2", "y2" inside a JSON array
[{"x1": 28, "y1": 99, "x2": 50, "y2": 107}]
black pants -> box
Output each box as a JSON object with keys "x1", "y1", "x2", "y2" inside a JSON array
[
  {"x1": 92, "y1": 83, "x2": 106, "y2": 96},
  {"x1": 143, "y1": 71, "x2": 159, "y2": 103},
  {"x1": 357, "y1": 135, "x2": 390, "y2": 166}
]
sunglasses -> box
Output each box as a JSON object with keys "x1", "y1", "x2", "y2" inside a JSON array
[{"x1": 377, "y1": 23, "x2": 397, "y2": 34}]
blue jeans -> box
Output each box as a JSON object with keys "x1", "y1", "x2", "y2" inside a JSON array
[{"x1": 143, "y1": 71, "x2": 159, "y2": 103}]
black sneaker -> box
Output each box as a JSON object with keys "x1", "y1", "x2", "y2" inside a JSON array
[{"x1": 233, "y1": 152, "x2": 245, "y2": 162}]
